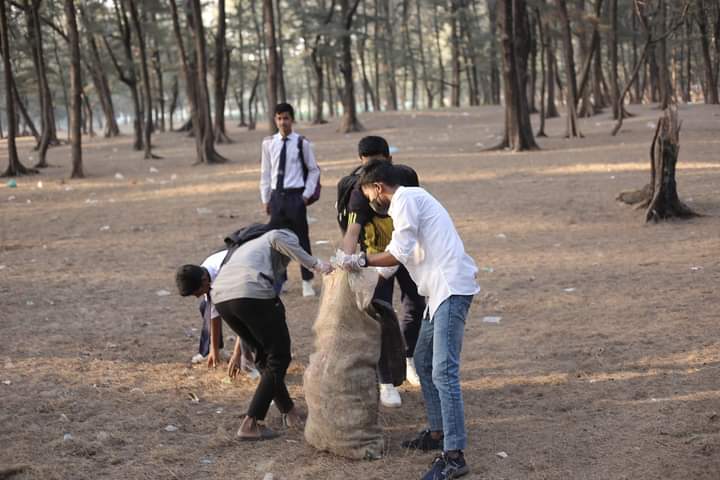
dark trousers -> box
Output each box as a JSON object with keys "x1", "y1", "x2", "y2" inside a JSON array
[
  {"x1": 373, "y1": 264, "x2": 426, "y2": 384},
  {"x1": 269, "y1": 189, "x2": 314, "y2": 281},
  {"x1": 215, "y1": 297, "x2": 294, "y2": 420},
  {"x1": 199, "y1": 299, "x2": 223, "y2": 356}
]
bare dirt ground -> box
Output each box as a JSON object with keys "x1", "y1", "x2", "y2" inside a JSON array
[{"x1": 1, "y1": 104, "x2": 719, "y2": 480}]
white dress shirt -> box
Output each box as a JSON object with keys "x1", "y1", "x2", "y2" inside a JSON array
[
  {"x1": 260, "y1": 131, "x2": 320, "y2": 204},
  {"x1": 200, "y1": 249, "x2": 227, "y2": 319},
  {"x1": 386, "y1": 186, "x2": 480, "y2": 320}
]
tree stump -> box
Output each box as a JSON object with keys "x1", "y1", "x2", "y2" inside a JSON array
[{"x1": 617, "y1": 107, "x2": 698, "y2": 222}]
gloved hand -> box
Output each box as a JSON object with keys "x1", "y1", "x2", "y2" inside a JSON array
[
  {"x1": 341, "y1": 254, "x2": 362, "y2": 272},
  {"x1": 313, "y1": 259, "x2": 334, "y2": 275}
]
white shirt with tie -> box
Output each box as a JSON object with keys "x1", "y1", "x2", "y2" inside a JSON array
[{"x1": 260, "y1": 131, "x2": 320, "y2": 204}]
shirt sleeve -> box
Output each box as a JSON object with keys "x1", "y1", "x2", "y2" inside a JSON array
[
  {"x1": 301, "y1": 138, "x2": 320, "y2": 200},
  {"x1": 268, "y1": 230, "x2": 317, "y2": 270},
  {"x1": 386, "y1": 193, "x2": 419, "y2": 265},
  {"x1": 260, "y1": 139, "x2": 272, "y2": 204},
  {"x1": 347, "y1": 185, "x2": 373, "y2": 227}
]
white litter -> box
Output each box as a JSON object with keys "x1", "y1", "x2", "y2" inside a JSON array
[
  {"x1": 145, "y1": 178, "x2": 156, "y2": 184},
  {"x1": 483, "y1": 316, "x2": 502, "y2": 324},
  {"x1": 114, "y1": 173, "x2": 125, "y2": 180},
  {"x1": 63, "y1": 433, "x2": 73, "y2": 442},
  {"x1": 475, "y1": 142, "x2": 484, "y2": 147},
  {"x1": 690, "y1": 266, "x2": 703, "y2": 271},
  {"x1": 26, "y1": 199, "x2": 32, "y2": 204},
  {"x1": 85, "y1": 199, "x2": 98, "y2": 204},
  {"x1": 7, "y1": 196, "x2": 15, "y2": 201},
  {"x1": 59, "y1": 413, "x2": 69, "y2": 422},
  {"x1": 99, "y1": 225, "x2": 110, "y2": 232},
  {"x1": 647, "y1": 122, "x2": 656, "y2": 128},
  {"x1": 496, "y1": 233, "x2": 507, "y2": 239},
  {"x1": 307, "y1": 215, "x2": 318, "y2": 224},
  {"x1": 164, "y1": 425, "x2": 178, "y2": 432},
  {"x1": 496, "y1": 451, "x2": 508, "y2": 459},
  {"x1": 26, "y1": 301, "x2": 34, "y2": 306},
  {"x1": 196, "y1": 207, "x2": 212, "y2": 215},
  {"x1": 610, "y1": 176, "x2": 616, "y2": 179},
  {"x1": 263, "y1": 474, "x2": 274, "y2": 480},
  {"x1": 149, "y1": 167, "x2": 159, "y2": 173},
  {"x1": 171, "y1": 174, "x2": 178, "y2": 181},
  {"x1": 156, "y1": 289, "x2": 171, "y2": 297},
  {"x1": 64, "y1": 186, "x2": 73, "y2": 192},
  {"x1": 215, "y1": 408, "x2": 224, "y2": 414},
  {"x1": 200, "y1": 459, "x2": 214, "y2": 465},
  {"x1": 315, "y1": 240, "x2": 330, "y2": 245},
  {"x1": 563, "y1": 288, "x2": 577, "y2": 293},
  {"x1": 2, "y1": 380, "x2": 11, "y2": 385},
  {"x1": 37, "y1": 181, "x2": 43, "y2": 189},
  {"x1": 0, "y1": 265, "x2": 5, "y2": 270}
]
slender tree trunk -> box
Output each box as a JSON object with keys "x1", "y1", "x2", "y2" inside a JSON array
[
  {"x1": 536, "y1": 6, "x2": 547, "y2": 136},
  {"x1": 236, "y1": 0, "x2": 247, "y2": 126},
  {"x1": 433, "y1": 4, "x2": 446, "y2": 107},
  {"x1": 656, "y1": 0, "x2": 671, "y2": 109},
  {"x1": 26, "y1": 0, "x2": 56, "y2": 167},
  {"x1": 487, "y1": 0, "x2": 501, "y2": 104},
  {"x1": 556, "y1": 0, "x2": 582, "y2": 137},
  {"x1": 65, "y1": 0, "x2": 83, "y2": 178},
  {"x1": 449, "y1": 0, "x2": 461, "y2": 107},
  {"x1": 169, "y1": 74, "x2": 179, "y2": 130},
  {"x1": 609, "y1": 0, "x2": 621, "y2": 118},
  {"x1": 152, "y1": 45, "x2": 165, "y2": 132},
  {"x1": 696, "y1": 0, "x2": 719, "y2": 103},
  {"x1": 543, "y1": 8, "x2": 559, "y2": 118},
  {"x1": 1, "y1": 0, "x2": 37, "y2": 176},
  {"x1": 416, "y1": 0, "x2": 433, "y2": 108},
  {"x1": 383, "y1": 0, "x2": 398, "y2": 109},
  {"x1": 275, "y1": 0, "x2": 287, "y2": 103},
  {"x1": 127, "y1": 0, "x2": 158, "y2": 159},
  {"x1": 263, "y1": 0, "x2": 279, "y2": 132},
  {"x1": 82, "y1": 91, "x2": 95, "y2": 137},
  {"x1": 213, "y1": 0, "x2": 232, "y2": 142},
  {"x1": 684, "y1": 18, "x2": 693, "y2": 102},
  {"x1": 339, "y1": 0, "x2": 364, "y2": 132},
  {"x1": 10, "y1": 74, "x2": 40, "y2": 142}
]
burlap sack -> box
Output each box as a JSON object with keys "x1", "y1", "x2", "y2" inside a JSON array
[{"x1": 303, "y1": 270, "x2": 384, "y2": 460}]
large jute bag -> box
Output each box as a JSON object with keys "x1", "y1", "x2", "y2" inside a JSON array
[{"x1": 303, "y1": 270, "x2": 384, "y2": 460}]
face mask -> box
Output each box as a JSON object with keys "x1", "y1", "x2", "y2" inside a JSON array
[{"x1": 369, "y1": 190, "x2": 391, "y2": 215}]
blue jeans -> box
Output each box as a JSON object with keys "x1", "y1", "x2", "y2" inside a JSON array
[{"x1": 414, "y1": 294, "x2": 473, "y2": 451}]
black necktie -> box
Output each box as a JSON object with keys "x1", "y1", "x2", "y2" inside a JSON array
[{"x1": 276, "y1": 137, "x2": 289, "y2": 192}]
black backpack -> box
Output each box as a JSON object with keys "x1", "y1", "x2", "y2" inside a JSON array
[
  {"x1": 220, "y1": 223, "x2": 275, "y2": 267},
  {"x1": 335, "y1": 165, "x2": 364, "y2": 233}
]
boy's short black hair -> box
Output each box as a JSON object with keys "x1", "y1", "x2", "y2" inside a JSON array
[
  {"x1": 176, "y1": 264, "x2": 206, "y2": 297},
  {"x1": 358, "y1": 136, "x2": 390, "y2": 158},
  {"x1": 274, "y1": 102, "x2": 295, "y2": 120},
  {"x1": 359, "y1": 158, "x2": 399, "y2": 188}
]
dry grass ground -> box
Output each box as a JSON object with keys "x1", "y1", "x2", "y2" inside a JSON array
[{"x1": 1, "y1": 103, "x2": 719, "y2": 480}]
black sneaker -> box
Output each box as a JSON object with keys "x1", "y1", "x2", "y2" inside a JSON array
[
  {"x1": 420, "y1": 451, "x2": 469, "y2": 480},
  {"x1": 401, "y1": 429, "x2": 443, "y2": 451}
]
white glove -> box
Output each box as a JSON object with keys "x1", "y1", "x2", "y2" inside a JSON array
[
  {"x1": 331, "y1": 249, "x2": 364, "y2": 271},
  {"x1": 313, "y1": 259, "x2": 334, "y2": 275},
  {"x1": 375, "y1": 265, "x2": 399, "y2": 279}
]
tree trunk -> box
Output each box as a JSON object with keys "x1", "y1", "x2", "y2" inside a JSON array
[
  {"x1": 169, "y1": 74, "x2": 179, "y2": 131},
  {"x1": 151, "y1": 43, "x2": 165, "y2": 132},
  {"x1": 556, "y1": 0, "x2": 582, "y2": 137},
  {"x1": 213, "y1": 0, "x2": 232, "y2": 143},
  {"x1": 65, "y1": 0, "x2": 83, "y2": 178},
  {"x1": 617, "y1": 108, "x2": 699, "y2": 220},
  {"x1": 383, "y1": 0, "x2": 398, "y2": 109},
  {"x1": 82, "y1": 91, "x2": 95, "y2": 137},
  {"x1": 10, "y1": 74, "x2": 40, "y2": 143},
  {"x1": 1, "y1": 0, "x2": 36, "y2": 177},
  {"x1": 236, "y1": 0, "x2": 247, "y2": 126},
  {"x1": 107, "y1": 0, "x2": 142, "y2": 150},
  {"x1": 544, "y1": 17, "x2": 560, "y2": 117},
  {"x1": 487, "y1": 0, "x2": 501, "y2": 104},
  {"x1": 26, "y1": 0, "x2": 56, "y2": 167},
  {"x1": 263, "y1": 0, "x2": 279, "y2": 132},
  {"x1": 449, "y1": 0, "x2": 461, "y2": 107},
  {"x1": 696, "y1": 0, "x2": 719, "y2": 103},
  {"x1": 433, "y1": 3, "x2": 446, "y2": 107},
  {"x1": 656, "y1": 0, "x2": 671, "y2": 109},
  {"x1": 415, "y1": 0, "x2": 433, "y2": 108},
  {"x1": 127, "y1": 0, "x2": 158, "y2": 159},
  {"x1": 684, "y1": 18, "x2": 693, "y2": 102},
  {"x1": 339, "y1": 0, "x2": 364, "y2": 132},
  {"x1": 274, "y1": 0, "x2": 287, "y2": 103},
  {"x1": 536, "y1": 6, "x2": 547, "y2": 137},
  {"x1": 493, "y1": 0, "x2": 539, "y2": 151}
]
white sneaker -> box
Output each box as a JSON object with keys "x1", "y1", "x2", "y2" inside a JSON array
[
  {"x1": 405, "y1": 357, "x2": 421, "y2": 386},
  {"x1": 191, "y1": 353, "x2": 205, "y2": 364},
  {"x1": 380, "y1": 383, "x2": 402, "y2": 408},
  {"x1": 302, "y1": 280, "x2": 316, "y2": 297}
]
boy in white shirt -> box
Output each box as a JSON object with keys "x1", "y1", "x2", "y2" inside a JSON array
[{"x1": 345, "y1": 159, "x2": 479, "y2": 480}]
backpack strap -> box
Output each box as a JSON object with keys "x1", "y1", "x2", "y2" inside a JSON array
[{"x1": 298, "y1": 135, "x2": 308, "y2": 181}]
